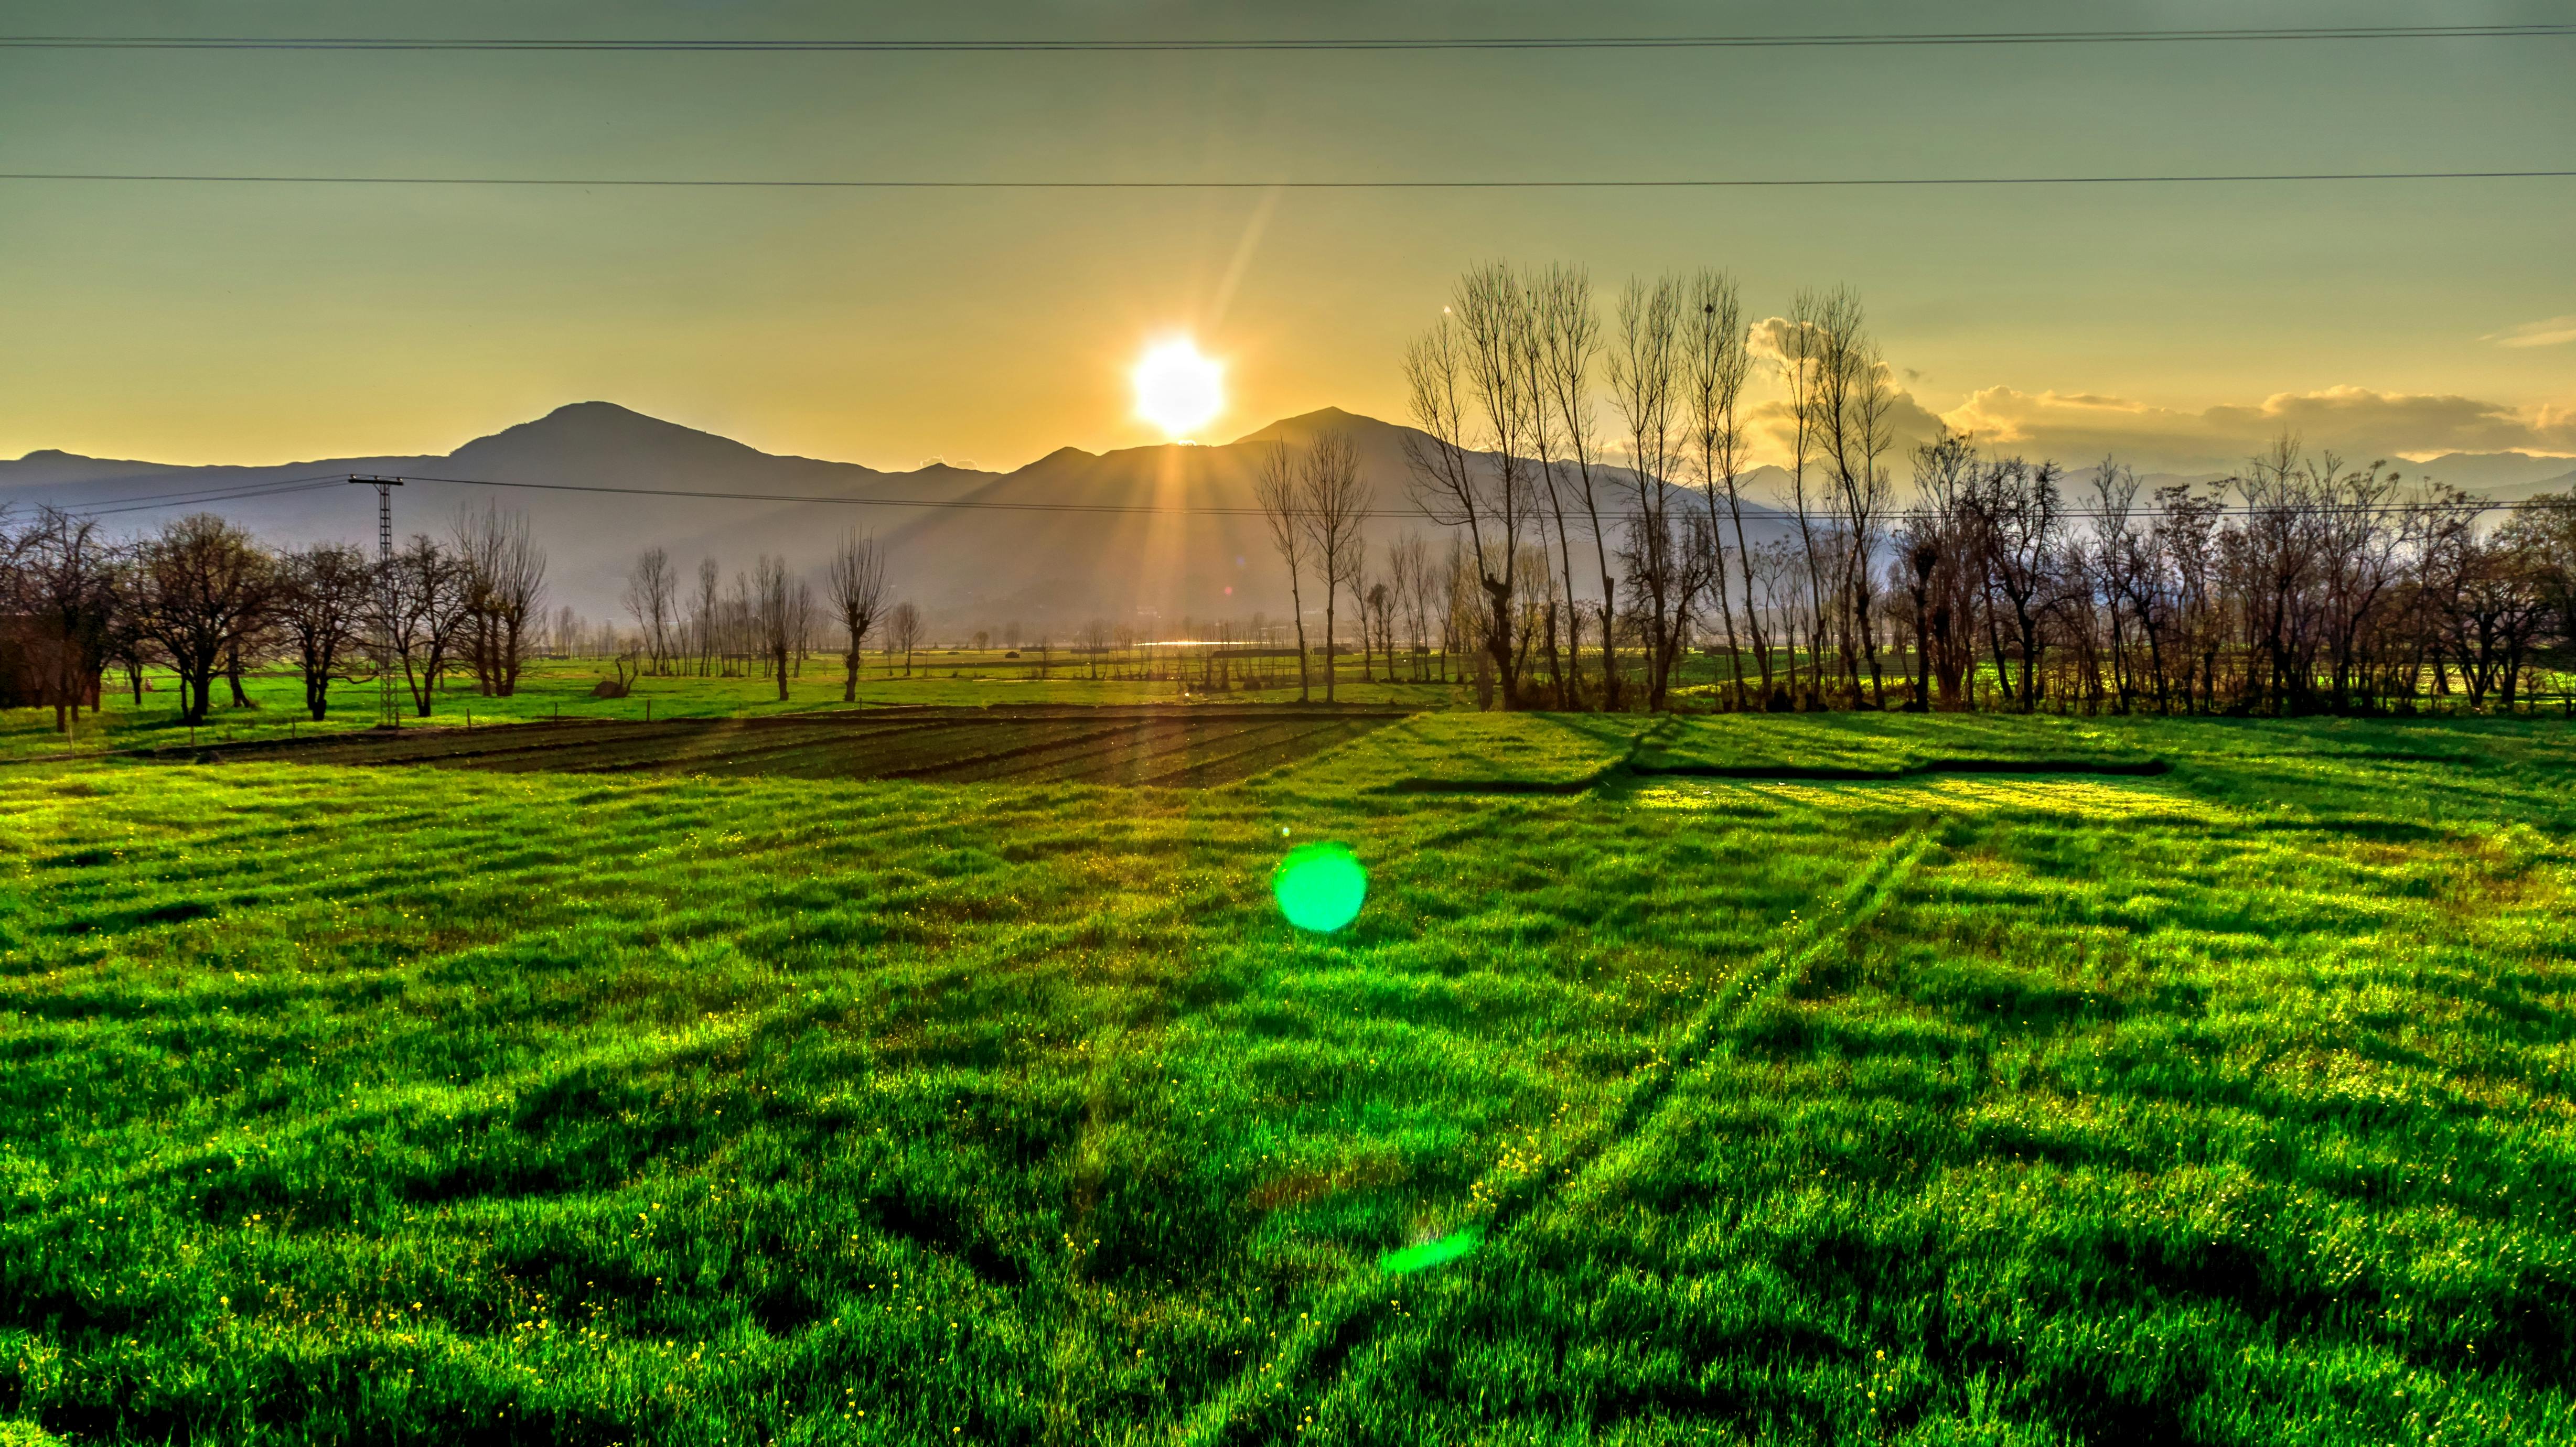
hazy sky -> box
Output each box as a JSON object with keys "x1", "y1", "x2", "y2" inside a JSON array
[{"x1": 4, "y1": 0, "x2": 2572, "y2": 474}]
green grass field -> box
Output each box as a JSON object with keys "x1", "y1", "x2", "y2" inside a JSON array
[{"x1": 3, "y1": 696, "x2": 2572, "y2": 1444}]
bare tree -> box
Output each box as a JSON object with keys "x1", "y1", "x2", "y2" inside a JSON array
[
  {"x1": 1509, "y1": 269, "x2": 1575, "y2": 706},
  {"x1": 379, "y1": 534, "x2": 473, "y2": 718},
  {"x1": 4, "y1": 508, "x2": 116, "y2": 731},
  {"x1": 1609, "y1": 274, "x2": 1690, "y2": 709},
  {"x1": 623, "y1": 547, "x2": 677, "y2": 674},
  {"x1": 1537, "y1": 263, "x2": 1623, "y2": 708},
  {"x1": 1405, "y1": 267, "x2": 1539, "y2": 709},
  {"x1": 454, "y1": 502, "x2": 545, "y2": 698},
  {"x1": 691, "y1": 557, "x2": 722, "y2": 676},
  {"x1": 1387, "y1": 531, "x2": 1432, "y2": 682},
  {"x1": 1079, "y1": 617, "x2": 1112, "y2": 679},
  {"x1": 886, "y1": 601, "x2": 923, "y2": 677},
  {"x1": 1685, "y1": 269, "x2": 1761, "y2": 710},
  {"x1": 753, "y1": 555, "x2": 797, "y2": 700},
  {"x1": 1809, "y1": 287, "x2": 1896, "y2": 705},
  {"x1": 1772, "y1": 291, "x2": 1834, "y2": 704},
  {"x1": 2512, "y1": 493, "x2": 2576, "y2": 668},
  {"x1": 1300, "y1": 428, "x2": 1371, "y2": 703},
  {"x1": 824, "y1": 532, "x2": 888, "y2": 702},
  {"x1": 1895, "y1": 430, "x2": 1985, "y2": 710},
  {"x1": 1252, "y1": 438, "x2": 1315, "y2": 701},
  {"x1": 276, "y1": 542, "x2": 372, "y2": 720},
  {"x1": 1971, "y1": 458, "x2": 2066, "y2": 712},
  {"x1": 125, "y1": 513, "x2": 275, "y2": 726}
]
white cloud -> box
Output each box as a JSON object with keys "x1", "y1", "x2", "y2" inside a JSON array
[
  {"x1": 2486, "y1": 315, "x2": 2576, "y2": 349},
  {"x1": 1937, "y1": 385, "x2": 2576, "y2": 472}
]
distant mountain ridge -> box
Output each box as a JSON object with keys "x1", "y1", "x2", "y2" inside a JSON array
[
  {"x1": 9, "y1": 402, "x2": 2563, "y2": 631},
  {"x1": 3, "y1": 402, "x2": 1677, "y2": 629}
]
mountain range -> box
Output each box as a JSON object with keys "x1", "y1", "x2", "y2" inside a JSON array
[
  {"x1": 0, "y1": 403, "x2": 1785, "y2": 631},
  {"x1": 5, "y1": 403, "x2": 2569, "y2": 633}
]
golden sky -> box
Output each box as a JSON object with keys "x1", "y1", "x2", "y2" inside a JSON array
[{"x1": 3, "y1": 0, "x2": 2572, "y2": 474}]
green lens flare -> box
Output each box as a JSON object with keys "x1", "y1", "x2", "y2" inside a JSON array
[
  {"x1": 1380, "y1": 1225, "x2": 1482, "y2": 1275},
  {"x1": 1273, "y1": 841, "x2": 1367, "y2": 933}
]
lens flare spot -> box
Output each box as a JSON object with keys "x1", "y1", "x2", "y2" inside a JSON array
[
  {"x1": 1273, "y1": 841, "x2": 1366, "y2": 933},
  {"x1": 1381, "y1": 1225, "x2": 1482, "y2": 1275}
]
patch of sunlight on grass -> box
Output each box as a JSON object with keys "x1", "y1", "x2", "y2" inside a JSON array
[{"x1": 1633, "y1": 774, "x2": 2208, "y2": 818}]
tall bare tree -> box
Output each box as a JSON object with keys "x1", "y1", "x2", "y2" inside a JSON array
[
  {"x1": 1387, "y1": 531, "x2": 1432, "y2": 682},
  {"x1": 623, "y1": 546, "x2": 677, "y2": 675},
  {"x1": 1252, "y1": 438, "x2": 1315, "y2": 701},
  {"x1": 690, "y1": 557, "x2": 722, "y2": 676},
  {"x1": 1808, "y1": 287, "x2": 1896, "y2": 704},
  {"x1": 824, "y1": 532, "x2": 888, "y2": 703},
  {"x1": 1300, "y1": 428, "x2": 1370, "y2": 703},
  {"x1": 1610, "y1": 274, "x2": 1689, "y2": 709},
  {"x1": 1406, "y1": 266, "x2": 1538, "y2": 708},
  {"x1": 1506, "y1": 270, "x2": 1574, "y2": 706},
  {"x1": 753, "y1": 555, "x2": 797, "y2": 700},
  {"x1": 1773, "y1": 291, "x2": 1834, "y2": 704},
  {"x1": 1684, "y1": 269, "x2": 1760, "y2": 710},
  {"x1": 454, "y1": 502, "x2": 545, "y2": 698},
  {"x1": 1537, "y1": 263, "x2": 1623, "y2": 709}
]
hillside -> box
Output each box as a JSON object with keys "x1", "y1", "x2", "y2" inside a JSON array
[
  {"x1": 1, "y1": 403, "x2": 1788, "y2": 633},
  {"x1": 26, "y1": 402, "x2": 2559, "y2": 636}
]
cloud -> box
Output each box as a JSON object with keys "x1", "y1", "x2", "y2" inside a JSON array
[
  {"x1": 1938, "y1": 385, "x2": 2576, "y2": 472},
  {"x1": 1744, "y1": 388, "x2": 1948, "y2": 467},
  {"x1": 2486, "y1": 315, "x2": 2576, "y2": 349}
]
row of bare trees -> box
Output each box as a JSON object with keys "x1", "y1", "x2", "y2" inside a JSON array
[
  {"x1": 1885, "y1": 437, "x2": 2576, "y2": 715},
  {"x1": 622, "y1": 535, "x2": 912, "y2": 700},
  {"x1": 1393, "y1": 261, "x2": 2576, "y2": 715},
  {"x1": 1252, "y1": 430, "x2": 1372, "y2": 701},
  {"x1": 1, "y1": 504, "x2": 548, "y2": 727},
  {"x1": 1403, "y1": 263, "x2": 1789, "y2": 711}
]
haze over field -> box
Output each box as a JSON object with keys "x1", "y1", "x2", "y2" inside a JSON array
[
  {"x1": 9, "y1": 400, "x2": 2571, "y2": 628},
  {"x1": 2, "y1": 401, "x2": 1775, "y2": 626}
]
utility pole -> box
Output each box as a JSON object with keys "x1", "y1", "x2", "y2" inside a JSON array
[{"x1": 351, "y1": 476, "x2": 403, "y2": 726}]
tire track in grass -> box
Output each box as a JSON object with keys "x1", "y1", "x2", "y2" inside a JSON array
[
  {"x1": 1175, "y1": 823, "x2": 1937, "y2": 1446},
  {"x1": 1134, "y1": 720, "x2": 1379, "y2": 788}
]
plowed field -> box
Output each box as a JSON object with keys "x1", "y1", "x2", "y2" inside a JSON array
[{"x1": 137, "y1": 705, "x2": 1407, "y2": 786}]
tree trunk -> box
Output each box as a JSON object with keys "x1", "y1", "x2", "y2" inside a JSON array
[
  {"x1": 1322, "y1": 596, "x2": 1337, "y2": 703},
  {"x1": 1289, "y1": 581, "x2": 1310, "y2": 702},
  {"x1": 1490, "y1": 581, "x2": 1522, "y2": 708}
]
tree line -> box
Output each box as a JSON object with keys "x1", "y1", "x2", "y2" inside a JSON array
[
  {"x1": 616, "y1": 535, "x2": 909, "y2": 701},
  {"x1": 1372, "y1": 261, "x2": 2576, "y2": 715},
  {"x1": 0, "y1": 503, "x2": 546, "y2": 729}
]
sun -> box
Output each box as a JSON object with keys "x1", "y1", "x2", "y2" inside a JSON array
[{"x1": 1132, "y1": 338, "x2": 1224, "y2": 439}]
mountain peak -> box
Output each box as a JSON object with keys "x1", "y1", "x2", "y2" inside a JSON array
[
  {"x1": 446, "y1": 401, "x2": 790, "y2": 473},
  {"x1": 1228, "y1": 406, "x2": 1386, "y2": 445}
]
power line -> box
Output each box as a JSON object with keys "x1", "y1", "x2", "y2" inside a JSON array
[
  {"x1": 60, "y1": 473, "x2": 352, "y2": 517},
  {"x1": 4, "y1": 23, "x2": 2570, "y2": 52},
  {"x1": 6, "y1": 169, "x2": 2573, "y2": 190}
]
